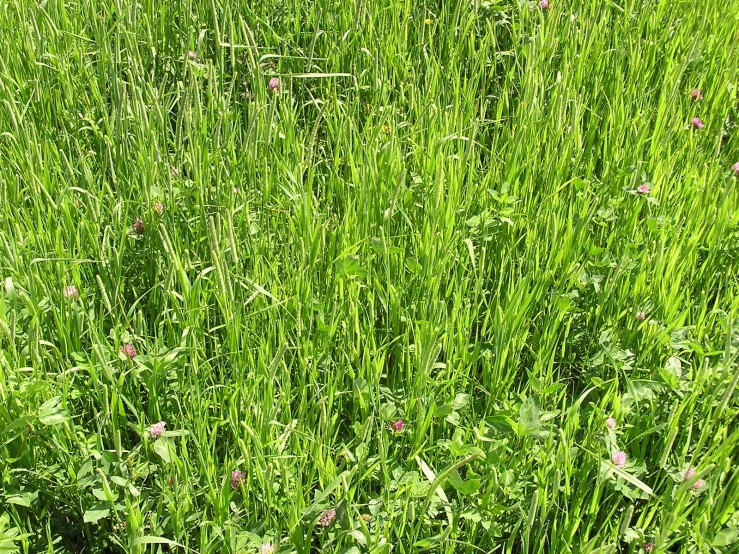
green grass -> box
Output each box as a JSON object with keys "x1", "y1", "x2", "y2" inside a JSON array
[{"x1": 1, "y1": 0, "x2": 739, "y2": 552}]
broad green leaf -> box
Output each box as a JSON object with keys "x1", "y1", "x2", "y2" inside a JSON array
[
  {"x1": 452, "y1": 393, "x2": 470, "y2": 410},
  {"x1": 445, "y1": 410, "x2": 461, "y2": 426},
  {"x1": 348, "y1": 530, "x2": 367, "y2": 546},
  {"x1": 77, "y1": 459, "x2": 93, "y2": 480},
  {"x1": 38, "y1": 408, "x2": 70, "y2": 426},
  {"x1": 622, "y1": 528, "x2": 641, "y2": 543},
  {"x1": 601, "y1": 461, "x2": 653, "y2": 496},
  {"x1": 128, "y1": 483, "x2": 141, "y2": 497},
  {"x1": 132, "y1": 536, "x2": 184, "y2": 547},
  {"x1": 4, "y1": 277, "x2": 17, "y2": 303},
  {"x1": 519, "y1": 396, "x2": 540, "y2": 430},
  {"x1": 405, "y1": 257, "x2": 422, "y2": 274},
  {"x1": 433, "y1": 403, "x2": 454, "y2": 418},
  {"x1": 83, "y1": 504, "x2": 109, "y2": 523},
  {"x1": 448, "y1": 470, "x2": 481, "y2": 496},
  {"x1": 369, "y1": 237, "x2": 384, "y2": 254},
  {"x1": 5, "y1": 491, "x2": 38, "y2": 507},
  {"x1": 110, "y1": 476, "x2": 127, "y2": 487},
  {"x1": 2, "y1": 416, "x2": 33, "y2": 435},
  {"x1": 712, "y1": 528, "x2": 739, "y2": 548},
  {"x1": 38, "y1": 397, "x2": 70, "y2": 426},
  {"x1": 153, "y1": 438, "x2": 173, "y2": 463},
  {"x1": 336, "y1": 255, "x2": 367, "y2": 278}
]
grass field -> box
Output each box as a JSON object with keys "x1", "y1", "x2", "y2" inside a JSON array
[{"x1": 1, "y1": 0, "x2": 739, "y2": 552}]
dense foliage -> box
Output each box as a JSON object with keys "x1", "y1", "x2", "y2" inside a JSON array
[{"x1": 1, "y1": 0, "x2": 738, "y2": 552}]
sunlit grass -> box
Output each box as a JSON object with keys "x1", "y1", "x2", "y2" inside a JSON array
[{"x1": 1, "y1": 0, "x2": 738, "y2": 553}]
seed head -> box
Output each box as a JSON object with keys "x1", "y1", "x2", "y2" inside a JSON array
[
  {"x1": 612, "y1": 451, "x2": 627, "y2": 468},
  {"x1": 120, "y1": 343, "x2": 137, "y2": 360},
  {"x1": 231, "y1": 469, "x2": 245, "y2": 489},
  {"x1": 637, "y1": 184, "x2": 650, "y2": 194},
  {"x1": 260, "y1": 543, "x2": 276, "y2": 554},
  {"x1": 390, "y1": 419, "x2": 405, "y2": 432},
  {"x1": 64, "y1": 285, "x2": 79, "y2": 299},
  {"x1": 636, "y1": 311, "x2": 647, "y2": 321},
  {"x1": 690, "y1": 89, "x2": 703, "y2": 100},
  {"x1": 150, "y1": 421, "x2": 166, "y2": 439},
  {"x1": 319, "y1": 508, "x2": 336, "y2": 528},
  {"x1": 268, "y1": 77, "x2": 280, "y2": 91},
  {"x1": 606, "y1": 417, "x2": 617, "y2": 430},
  {"x1": 133, "y1": 217, "x2": 145, "y2": 235},
  {"x1": 691, "y1": 117, "x2": 705, "y2": 129}
]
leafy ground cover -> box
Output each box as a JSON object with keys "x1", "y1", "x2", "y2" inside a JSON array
[{"x1": 1, "y1": 0, "x2": 739, "y2": 552}]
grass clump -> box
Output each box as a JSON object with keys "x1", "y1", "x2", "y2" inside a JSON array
[{"x1": 1, "y1": 0, "x2": 739, "y2": 553}]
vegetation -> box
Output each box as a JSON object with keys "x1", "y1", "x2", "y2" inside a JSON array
[{"x1": 1, "y1": 0, "x2": 738, "y2": 552}]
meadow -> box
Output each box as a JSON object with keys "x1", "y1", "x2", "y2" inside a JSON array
[{"x1": 1, "y1": 0, "x2": 738, "y2": 552}]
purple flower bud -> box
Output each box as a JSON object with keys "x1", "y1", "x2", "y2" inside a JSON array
[
  {"x1": 133, "y1": 217, "x2": 145, "y2": 235},
  {"x1": 154, "y1": 202, "x2": 164, "y2": 215},
  {"x1": 188, "y1": 50, "x2": 197, "y2": 61},
  {"x1": 636, "y1": 311, "x2": 646, "y2": 321},
  {"x1": 606, "y1": 417, "x2": 617, "y2": 430},
  {"x1": 150, "y1": 421, "x2": 166, "y2": 439},
  {"x1": 683, "y1": 467, "x2": 705, "y2": 490},
  {"x1": 690, "y1": 89, "x2": 703, "y2": 100},
  {"x1": 120, "y1": 343, "x2": 137, "y2": 360},
  {"x1": 637, "y1": 184, "x2": 650, "y2": 194},
  {"x1": 539, "y1": 0, "x2": 549, "y2": 8},
  {"x1": 644, "y1": 543, "x2": 655, "y2": 553},
  {"x1": 64, "y1": 285, "x2": 79, "y2": 299},
  {"x1": 612, "y1": 451, "x2": 627, "y2": 468},
  {"x1": 390, "y1": 419, "x2": 405, "y2": 432},
  {"x1": 260, "y1": 543, "x2": 276, "y2": 554},
  {"x1": 732, "y1": 162, "x2": 739, "y2": 175},
  {"x1": 319, "y1": 508, "x2": 336, "y2": 528},
  {"x1": 268, "y1": 77, "x2": 280, "y2": 91},
  {"x1": 691, "y1": 117, "x2": 705, "y2": 129},
  {"x1": 231, "y1": 469, "x2": 245, "y2": 489}
]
